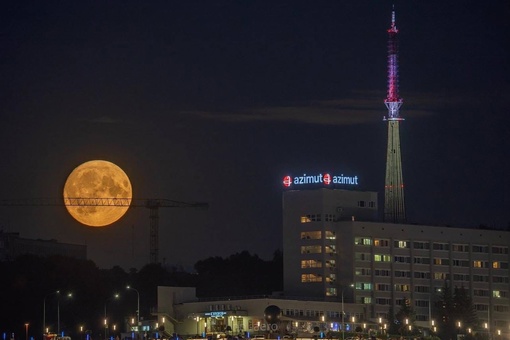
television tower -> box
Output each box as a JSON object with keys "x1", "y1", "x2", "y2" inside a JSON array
[{"x1": 383, "y1": 7, "x2": 406, "y2": 223}]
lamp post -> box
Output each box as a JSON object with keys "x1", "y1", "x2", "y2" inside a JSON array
[
  {"x1": 43, "y1": 290, "x2": 60, "y2": 335},
  {"x1": 341, "y1": 284, "x2": 354, "y2": 340},
  {"x1": 126, "y1": 286, "x2": 140, "y2": 328},
  {"x1": 25, "y1": 323, "x2": 29, "y2": 340},
  {"x1": 58, "y1": 292, "x2": 73, "y2": 336},
  {"x1": 105, "y1": 294, "x2": 120, "y2": 340}
]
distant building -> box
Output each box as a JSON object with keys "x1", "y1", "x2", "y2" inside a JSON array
[{"x1": 0, "y1": 231, "x2": 87, "y2": 261}]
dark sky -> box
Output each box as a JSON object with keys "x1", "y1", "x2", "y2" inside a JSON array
[{"x1": 1, "y1": 1, "x2": 509, "y2": 270}]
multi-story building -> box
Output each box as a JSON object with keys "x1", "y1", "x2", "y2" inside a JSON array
[{"x1": 282, "y1": 188, "x2": 510, "y2": 330}]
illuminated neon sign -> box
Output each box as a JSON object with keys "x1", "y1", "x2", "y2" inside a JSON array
[{"x1": 282, "y1": 173, "x2": 359, "y2": 188}]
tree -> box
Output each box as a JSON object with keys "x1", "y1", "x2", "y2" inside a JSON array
[
  {"x1": 453, "y1": 286, "x2": 479, "y2": 332},
  {"x1": 395, "y1": 298, "x2": 416, "y2": 337}
]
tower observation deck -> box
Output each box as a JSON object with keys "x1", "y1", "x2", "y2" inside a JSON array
[{"x1": 383, "y1": 8, "x2": 406, "y2": 223}]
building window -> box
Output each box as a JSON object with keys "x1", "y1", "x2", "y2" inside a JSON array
[
  {"x1": 414, "y1": 300, "x2": 429, "y2": 308},
  {"x1": 355, "y1": 282, "x2": 373, "y2": 291},
  {"x1": 433, "y1": 258, "x2": 449, "y2": 265},
  {"x1": 354, "y1": 237, "x2": 372, "y2": 245},
  {"x1": 414, "y1": 272, "x2": 431, "y2": 279},
  {"x1": 473, "y1": 275, "x2": 489, "y2": 282},
  {"x1": 374, "y1": 254, "x2": 391, "y2": 262},
  {"x1": 374, "y1": 269, "x2": 390, "y2": 276},
  {"x1": 301, "y1": 231, "x2": 321, "y2": 240},
  {"x1": 492, "y1": 290, "x2": 507, "y2": 298},
  {"x1": 492, "y1": 246, "x2": 509, "y2": 254},
  {"x1": 395, "y1": 284, "x2": 410, "y2": 292},
  {"x1": 414, "y1": 286, "x2": 430, "y2": 293},
  {"x1": 357, "y1": 201, "x2": 366, "y2": 207},
  {"x1": 452, "y1": 244, "x2": 469, "y2": 252},
  {"x1": 493, "y1": 276, "x2": 509, "y2": 283},
  {"x1": 473, "y1": 260, "x2": 488, "y2": 268},
  {"x1": 474, "y1": 289, "x2": 489, "y2": 297},
  {"x1": 325, "y1": 245, "x2": 336, "y2": 254},
  {"x1": 472, "y1": 245, "x2": 489, "y2": 253},
  {"x1": 324, "y1": 214, "x2": 337, "y2": 222},
  {"x1": 368, "y1": 201, "x2": 376, "y2": 208},
  {"x1": 414, "y1": 257, "x2": 431, "y2": 264},
  {"x1": 300, "y1": 214, "x2": 322, "y2": 223},
  {"x1": 413, "y1": 241, "x2": 430, "y2": 249},
  {"x1": 326, "y1": 274, "x2": 336, "y2": 283},
  {"x1": 355, "y1": 253, "x2": 370, "y2": 261},
  {"x1": 453, "y1": 274, "x2": 470, "y2": 281},
  {"x1": 394, "y1": 240, "x2": 410, "y2": 248},
  {"x1": 494, "y1": 305, "x2": 509, "y2": 312},
  {"x1": 300, "y1": 216, "x2": 311, "y2": 223},
  {"x1": 355, "y1": 267, "x2": 371, "y2": 276},
  {"x1": 376, "y1": 298, "x2": 391, "y2": 305},
  {"x1": 394, "y1": 256, "x2": 411, "y2": 263},
  {"x1": 376, "y1": 284, "x2": 391, "y2": 291},
  {"x1": 433, "y1": 243, "x2": 450, "y2": 251},
  {"x1": 301, "y1": 260, "x2": 322, "y2": 268},
  {"x1": 395, "y1": 270, "x2": 411, "y2": 278},
  {"x1": 360, "y1": 297, "x2": 372, "y2": 304},
  {"x1": 325, "y1": 288, "x2": 337, "y2": 296},
  {"x1": 452, "y1": 259, "x2": 470, "y2": 267},
  {"x1": 434, "y1": 272, "x2": 449, "y2": 280},
  {"x1": 325, "y1": 231, "x2": 336, "y2": 240},
  {"x1": 301, "y1": 274, "x2": 322, "y2": 283},
  {"x1": 325, "y1": 260, "x2": 336, "y2": 268},
  {"x1": 374, "y1": 239, "x2": 389, "y2": 247},
  {"x1": 301, "y1": 245, "x2": 322, "y2": 254}
]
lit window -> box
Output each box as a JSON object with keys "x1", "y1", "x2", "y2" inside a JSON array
[
  {"x1": 300, "y1": 216, "x2": 311, "y2": 223},
  {"x1": 325, "y1": 288, "x2": 337, "y2": 296},
  {"x1": 301, "y1": 274, "x2": 322, "y2": 283},
  {"x1": 301, "y1": 231, "x2": 321, "y2": 240},
  {"x1": 301, "y1": 246, "x2": 322, "y2": 254},
  {"x1": 493, "y1": 261, "x2": 500, "y2": 269},
  {"x1": 301, "y1": 260, "x2": 322, "y2": 268},
  {"x1": 374, "y1": 254, "x2": 391, "y2": 262}
]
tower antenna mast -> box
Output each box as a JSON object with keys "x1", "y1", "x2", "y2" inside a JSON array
[{"x1": 383, "y1": 6, "x2": 406, "y2": 223}]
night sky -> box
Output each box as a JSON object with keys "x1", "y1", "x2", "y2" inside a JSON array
[{"x1": 1, "y1": 1, "x2": 509, "y2": 270}]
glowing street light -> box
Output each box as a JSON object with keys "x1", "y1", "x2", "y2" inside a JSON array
[
  {"x1": 341, "y1": 284, "x2": 354, "y2": 340},
  {"x1": 25, "y1": 323, "x2": 29, "y2": 340},
  {"x1": 126, "y1": 286, "x2": 140, "y2": 328},
  {"x1": 43, "y1": 290, "x2": 60, "y2": 334},
  {"x1": 104, "y1": 294, "x2": 120, "y2": 340},
  {"x1": 58, "y1": 292, "x2": 73, "y2": 335}
]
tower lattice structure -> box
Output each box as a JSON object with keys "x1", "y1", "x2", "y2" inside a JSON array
[{"x1": 383, "y1": 8, "x2": 406, "y2": 223}]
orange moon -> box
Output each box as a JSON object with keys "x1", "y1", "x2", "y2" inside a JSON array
[{"x1": 63, "y1": 160, "x2": 132, "y2": 227}]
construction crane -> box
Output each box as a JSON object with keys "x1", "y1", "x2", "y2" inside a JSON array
[{"x1": 0, "y1": 197, "x2": 208, "y2": 264}]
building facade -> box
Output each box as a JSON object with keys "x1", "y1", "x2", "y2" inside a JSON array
[{"x1": 282, "y1": 188, "x2": 510, "y2": 330}]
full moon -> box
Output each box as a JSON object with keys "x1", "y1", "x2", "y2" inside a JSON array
[{"x1": 63, "y1": 160, "x2": 133, "y2": 227}]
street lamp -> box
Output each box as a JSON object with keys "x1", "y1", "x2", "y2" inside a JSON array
[
  {"x1": 58, "y1": 292, "x2": 73, "y2": 335},
  {"x1": 341, "y1": 284, "x2": 354, "y2": 340},
  {"x1": 126, "y1": 286, "x2": 140, "y2": 328},
  {"x1": 43, "y1": 290, "x2": 60, "y2": 335},
  {"x1": 105, "y1": 294, "x2": 120, "y2": 340},
  {"x1": 25, "y1": 323, "x2": 29, "y2": 340}
]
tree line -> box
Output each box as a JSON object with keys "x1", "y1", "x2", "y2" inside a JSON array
[{"x1": 0, "y1": 250, "x2": 282, "y2": 340}]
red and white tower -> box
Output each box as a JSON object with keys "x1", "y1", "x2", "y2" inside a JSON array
[{"x1": 384, "y1": 7, "x2": 406, "y2": 223}]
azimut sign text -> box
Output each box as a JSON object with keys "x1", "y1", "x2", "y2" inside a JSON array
[{"x1": 282, "y1": 173, "x2": 359, "y2": 188}]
